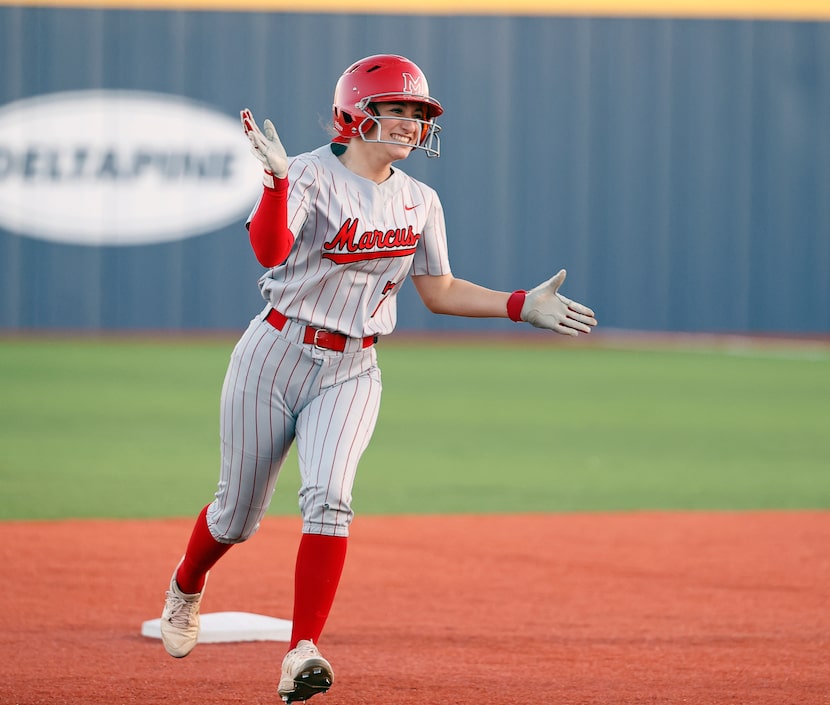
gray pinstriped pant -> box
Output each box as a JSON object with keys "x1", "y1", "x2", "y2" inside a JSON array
[{"x1": 206, "y1": 308, "x2": 382, "y2": 542}]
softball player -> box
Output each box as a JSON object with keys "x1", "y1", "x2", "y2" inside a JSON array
[{"x1": 159, "y1": 54, "x2": 597, "y2": 702}]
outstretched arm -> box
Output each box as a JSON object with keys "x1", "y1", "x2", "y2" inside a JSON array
[
  {"x1": 411, "y1": 270, "x2": 597, "y2": 336},
  {"x1": 240, "y1": 108, "x2": 294, "y2": 267},
  {"x1": 412, "y1": 274, "x2": 511, "y2": 318}
]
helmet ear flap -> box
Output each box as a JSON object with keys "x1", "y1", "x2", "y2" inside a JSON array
[
  {"x1": 334, "y1": 104, "x2": 377, "y2": 125},
  {"x1": 335, "y1": 108, "x2": 354, "y2": 125}
]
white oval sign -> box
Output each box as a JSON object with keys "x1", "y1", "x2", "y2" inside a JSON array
[{"x1": 0, "y1": 91, "x2": 262, "y2": 246}]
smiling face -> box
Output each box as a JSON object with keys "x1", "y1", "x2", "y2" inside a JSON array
[
  {"x1": 359, "y1": 101, "x2": 431, "y2": 159},
  {"x1": 336, "y1": 100, "x2": 440, "y2": 182}
]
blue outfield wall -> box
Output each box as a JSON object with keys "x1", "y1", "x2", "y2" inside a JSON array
[{"x1": 0, "y1": 8, "x2": 828, "y2": 334}]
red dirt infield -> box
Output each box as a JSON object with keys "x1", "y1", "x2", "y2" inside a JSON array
[{"x1": 1, "y1": 511, "x2": 828, "y2": 705}]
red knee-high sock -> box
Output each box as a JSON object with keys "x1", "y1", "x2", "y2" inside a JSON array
[
  {"x1": 175, "y1": 504, "x2": 232, "y2": 594},
  {"x1": 290, "y1": 534, "x2": 348, "y2": 648}
]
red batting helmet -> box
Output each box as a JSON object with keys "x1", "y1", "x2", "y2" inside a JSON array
[{"x1": 332, "y1": 54, "x2": 443, "y2": 158}]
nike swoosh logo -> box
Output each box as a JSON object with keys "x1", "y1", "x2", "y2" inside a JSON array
[{"x1": 404, "y1": 204, "x2": 418, "y2": 211}]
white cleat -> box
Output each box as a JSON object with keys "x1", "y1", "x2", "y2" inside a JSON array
[
  {"x1": 277, "y1": 640, "x2": 333, "y2": 703},
  {"x1": 159, "y1": 559, "x2": 207, "y2": 658}
]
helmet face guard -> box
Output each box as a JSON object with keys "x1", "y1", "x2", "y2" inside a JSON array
[
  {"x1": 353, "y1": 97, "x2": 442, "y2": 158},
  {"x1": 332, "y1": 54, "x2": 444, "y2": 158}
]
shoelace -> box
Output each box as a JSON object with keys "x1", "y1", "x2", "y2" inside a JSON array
[
  {"x1": 286, "y1": 644, "x2": 321, "y2": 671},
  {"x1": 165, "y1": 590, "x2": 199, "y2": 628}
]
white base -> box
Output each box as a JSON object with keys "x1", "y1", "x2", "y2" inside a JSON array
[{"x1": 142, "y1": 611, "x2": 292, "y2": 643}]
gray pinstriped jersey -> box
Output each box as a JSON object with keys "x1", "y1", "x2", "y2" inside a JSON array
[{"x1": 249, "y1": 144, "x2": 452, "y2": 338}]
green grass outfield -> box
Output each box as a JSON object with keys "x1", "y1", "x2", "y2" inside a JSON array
[{"x1": 1, "y1": 334, "x2": 828, "y2": 520}]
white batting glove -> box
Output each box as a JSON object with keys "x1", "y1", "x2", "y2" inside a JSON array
[
  {"x1": 521, "y1": 269, "x2": 597, "y2": 336},
  {"x1": 240, "y1": 108, "x2": 288, "y2": 188}
]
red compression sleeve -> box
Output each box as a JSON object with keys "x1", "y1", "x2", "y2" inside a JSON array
[{"x1": 248, "y1": 177, "x2": 294, "y2": 267}]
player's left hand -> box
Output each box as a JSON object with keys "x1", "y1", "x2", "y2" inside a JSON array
[
  {"x1": 521, "y1": 269, "x2": 597, "y2": 336},
  {"x1": 240, "y1": 108, "x2": 288, "y2": 187}
]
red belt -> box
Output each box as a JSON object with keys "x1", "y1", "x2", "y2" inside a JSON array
[{"x1": 266, "y1": 309, "x2": 376, "y2": 352}]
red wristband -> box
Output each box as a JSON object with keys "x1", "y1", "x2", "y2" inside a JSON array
[{"x1": 507, "y1": 290, "x2": 526, "y2": 322}]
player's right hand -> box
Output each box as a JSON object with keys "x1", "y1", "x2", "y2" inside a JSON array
[
  {"x1": 521, "y1": 269, "x2": 598, "y2": 336},
  {"x1": 240, "y1": 108, "x2": 288, "y2": 187}
]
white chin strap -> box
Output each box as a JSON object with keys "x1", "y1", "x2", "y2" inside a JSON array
[{"x1": 357, "y1": 115, "x2": 441, "y2": 159}]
